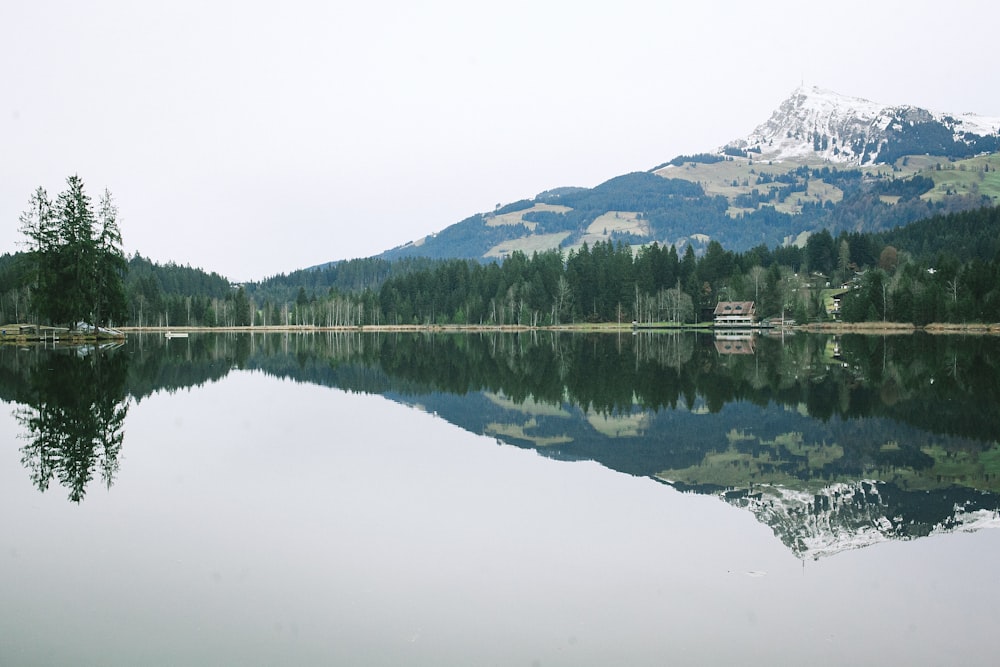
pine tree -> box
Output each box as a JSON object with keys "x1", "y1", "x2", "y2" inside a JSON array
[
  {"x1": 51, "y1": 175, "x2": 98, "y2": 327},
  {"x1": 18, "y1": 176, "x2": 128, "y2": 331},
  {"x1": 17, "y1": 187, "x2": 56, "y2": 322},
  {"x1": 94, "y1": 189, "x2": 128, "y2": 328}
]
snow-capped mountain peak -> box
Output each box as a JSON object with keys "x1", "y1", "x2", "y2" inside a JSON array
[{"x1": 725, "y1": 85, "x2": 1000, "y2": 165}]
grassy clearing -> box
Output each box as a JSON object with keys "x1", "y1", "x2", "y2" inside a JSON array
[
  {"x1": 805, "y1": 177, "x2": 844, "y2": 203},
  {"x1": 893, "y1": 154, "x2": 942, "y2": 173},
  {"x1": 922, "y1": 154, "x2": 1000, "y2": 203},
  {"x1": 655, "y1": 159, "x2": 800, "y2": 198},
  {"x1": 657, "y1": 152, "x2": 1000, "y2": 219},
  {"x1": 773, "y1": 178, "x2": 845, "y2": 214},
  {"x1": 485, "y1": 419, "x2": 573, "y2": 447},
  {"x1": 486, "y1": 203, "x2": 572, "y2": 228},
  {"x1": 483, "y1": 231, "x2": 571, "y2": 258},
  {"x1": 585, "y1": 411, "x2": 649, "y2": 438},
  {"x1": 886, "y1": 444, "x2": 1000, "y2": 493},
  {"x1": 658, "y1": 159, "x2": 854, "y2": 218},
  {"x1": 657, "y1": 448, "x2": 810, "y2": 489},
  {"x1": 586, "y1": 211, "x2": 648, "y2": 237},
  {"x1": 658, "y1": 431, "x2": 847, "y2": 490},
  {"x1": 484, "y1": 392, "x2": 570, "y2": 418}
]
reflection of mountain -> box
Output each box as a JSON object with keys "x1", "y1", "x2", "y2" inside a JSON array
[
  {"x1": 406, "y1": 390, "x2": 1000, "y2": 558},
  {"x1": 2, "y1": 331, "x2": 998, "y2": 554},
  {"x1": 719, "y1": 480, "x2": 1000, "y2": 560}
]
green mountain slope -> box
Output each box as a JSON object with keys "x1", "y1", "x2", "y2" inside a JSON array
[{"x1": 379, "y1": 155, "x2": 999, "y2": 262}]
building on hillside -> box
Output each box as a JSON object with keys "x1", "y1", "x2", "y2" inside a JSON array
[
  {"x1": 713, "y1": 301, "x2": 757, "y2": 327},
  {"x1": 828, "y1": 295, "x2": 842, "y2": 319}
]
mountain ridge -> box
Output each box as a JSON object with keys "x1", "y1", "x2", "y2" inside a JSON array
[
  {"x1": 725, "y1": 85, "x2": 1000, "y2": 165},
  {"x1": 352, "y1": 86, "x2": 1000, "y2": 267}
]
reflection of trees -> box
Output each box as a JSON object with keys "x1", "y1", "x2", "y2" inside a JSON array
[
  {"x1": 13, "y1": 345, "x2": 129, "y2": 502},
  {"x1": 224, "y1": 330, "x2": 1000, "y2": 443},
  {"x1": 4, "y1": 329, "x2": 999, "y2": 502}
]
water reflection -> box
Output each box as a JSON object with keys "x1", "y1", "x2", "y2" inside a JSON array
[
  {"x1": 2, "y1": 330, "x2": 998, "y2": 556},
  {"x1": 9, "y1": 344, "x2": 129, "y2": 502}
]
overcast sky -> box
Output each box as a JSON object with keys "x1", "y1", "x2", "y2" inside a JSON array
[{"x1": 3, "y1": 1, "x2": 998, "y2": 281}]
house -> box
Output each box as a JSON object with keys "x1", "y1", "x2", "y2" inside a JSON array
[
  {"x1": 828, "y1": 296, "x2": 842, "y2": 318},
  {"x1": 713, "y1": 301, "x2": 756, "y2": 327}
]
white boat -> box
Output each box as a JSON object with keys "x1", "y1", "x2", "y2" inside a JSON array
[{"x1": 164, "y1": 331, "x2": 189, "y2": 339}]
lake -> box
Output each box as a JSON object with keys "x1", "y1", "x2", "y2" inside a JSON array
[{"x1": 2, "y1": 331, "x2": 998, "y2": 666}]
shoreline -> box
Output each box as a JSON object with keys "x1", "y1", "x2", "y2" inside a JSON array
[
  {"x1": 799, "y1": 321, "x2": 1000, "y2": 335},
  {"x1": 123, "y1": 321, "x2": 1000, "y2": 335},
  {"x1": 4, "y1": 321, "x2": 999, "y2": 343}
]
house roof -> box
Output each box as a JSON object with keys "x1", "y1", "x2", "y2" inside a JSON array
[
  {"x1": 713, "y1": 301, "x2": 755, "y2": 315},
  {"x1": 714, "y1": 338, "x2": 755, "y2": 354}
]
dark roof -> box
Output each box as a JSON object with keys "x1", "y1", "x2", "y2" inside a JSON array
[{"x1": 713, "y1": 301, "x2": 755, "y2": 315}]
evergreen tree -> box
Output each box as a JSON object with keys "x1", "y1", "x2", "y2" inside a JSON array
[
  {"x1": 805, "y1": 229, "x2": 835, "y2": 275},
  {"x1": 50, "y1": 175, "x2": 98, "y2": 327},
  {"x1": 94, "y1": 190, "x2": 128, "y2": 327},
  {"x1": 17, "y1": 176, "x2": 128, "y2": 330},
  {"x1": 234, "y1": 286, "x2": 252, "y2": 326},
  {"x1": 17, "y1": 187, "x2": 56, "y2": 322}
]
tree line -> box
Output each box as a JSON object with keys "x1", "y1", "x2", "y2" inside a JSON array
[
  {"x1": 369, "y1": 205, "x2": 1000, "y2": 327},
  {"x1": 4, "y1": 178, "x2": 999, "y2": 328}
]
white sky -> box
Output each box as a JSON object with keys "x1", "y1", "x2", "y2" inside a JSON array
[{"x1": 3, "y1": 0, "x2": 998, "y2": 281}]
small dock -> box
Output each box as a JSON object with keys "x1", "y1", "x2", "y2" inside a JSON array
[{"x1": 0, "y1": 323, "x2": 125, "y2": 343}]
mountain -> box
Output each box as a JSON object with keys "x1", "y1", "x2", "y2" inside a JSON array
[
  {"x1": 726, "y1": 85, "x2": 1000, "y2": 165},
  {"x1": 374, "y1": 86, "x2": 1000, "y2": 263}
]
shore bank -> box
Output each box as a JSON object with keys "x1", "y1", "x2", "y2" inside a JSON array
[
  {"x1": 123, "y1": 321, "x2": 1000, "y2": 335},
  {"x1": 5, "y1": 321, "x2": 999, "y2": 343},
  {"x1": 799, "y1": 321, "x2": 1000, "y2": 335},
  {"x1": 0, "y1": 324, "x2": 126, "y2": 344}
]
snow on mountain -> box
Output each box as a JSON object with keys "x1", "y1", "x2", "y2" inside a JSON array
[
  {"x1": 721, "y1": 479, "x2": 1000, "y2": 560},
  {"x1": 725, "y1": 85, "x2": 1000, "y2": 165}
]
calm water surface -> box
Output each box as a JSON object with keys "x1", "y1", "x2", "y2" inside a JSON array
[{"x1": 1, "y1": 332, "x2": 998, "y2": 666}]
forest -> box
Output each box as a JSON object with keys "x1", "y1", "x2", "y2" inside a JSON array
[
  {"x1": 2, "y1": 203, "x2": 999, "y2": 328},
  {"x1": 371, "y1": 201, "x2": 1000, "y2": 327}
]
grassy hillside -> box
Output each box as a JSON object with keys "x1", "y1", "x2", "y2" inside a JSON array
[
  {"x1": 921, "y1": 154, "x2": 1000, "y2": 201},
  {"x1": 380, "y1": 151, "x2": 1000, "y2": 263},
  {"x1": 657, "y1": 153, "x2": 1000, "y2": 213}
]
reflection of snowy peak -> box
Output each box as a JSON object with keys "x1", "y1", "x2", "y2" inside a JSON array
[
  {"x1": 726, "y1": 86, "x2": 1000, "y2": 165},
  {"x1": 722, "y1": 480, "x2": 1000, "y2": 560}
]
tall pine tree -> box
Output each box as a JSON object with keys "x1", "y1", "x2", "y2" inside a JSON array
[
  {"x1": 94, "y1": 189, "x2": 128, "y2": 328},
  {"x1": 17, "y1": 187, "x2": 56, "y2": 322},
  {"x1": 18, "y1": 176, "x2": 128, "y2": 331},
  {"x1": 50, "y1": 175, "x2": 97, "y2": 326}
]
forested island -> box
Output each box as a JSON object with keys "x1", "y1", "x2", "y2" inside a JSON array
[{"x1": 2, "y1": 177, "x2": 999, "y2": 332}]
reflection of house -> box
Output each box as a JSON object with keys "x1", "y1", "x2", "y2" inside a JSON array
[
  {"x1": 713, "y1": 301, "x2": 756, "y2": 327},
  {"x1": 714, "y1": 334, "x2": 755, "y2": 355}
]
